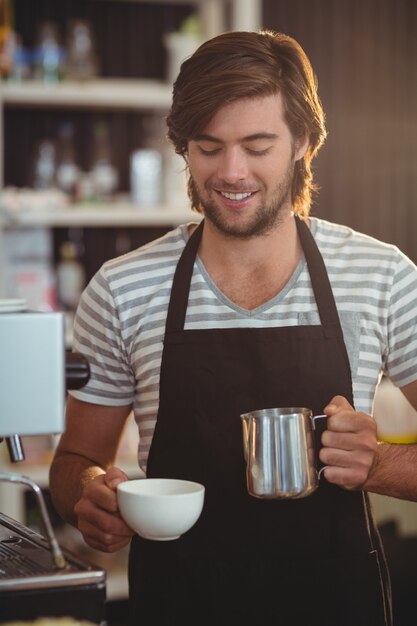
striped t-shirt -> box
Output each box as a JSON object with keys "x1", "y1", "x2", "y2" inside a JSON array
[{"x1": 70, "y1": 217, "x2": 417, "y2": 472}]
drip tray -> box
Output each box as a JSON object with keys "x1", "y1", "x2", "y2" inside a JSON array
[
  {"x1": 0, "y1": 512, "x2": 106, "y2": 591},
  {"x1": 0, "y1": 512, "x2": 106, "y2": 624}
]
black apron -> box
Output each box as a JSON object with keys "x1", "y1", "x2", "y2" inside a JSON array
[{"x1": 128, "y1": 217, "x2": 392, "y2": 626}]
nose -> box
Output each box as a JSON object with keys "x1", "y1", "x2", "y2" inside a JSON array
[{"x1": 217, "y1": 147, "x2": 248, "y2": 184}]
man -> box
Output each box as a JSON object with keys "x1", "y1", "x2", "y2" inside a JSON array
[{"x1": 49, "y1": 31, "x2": 417, "y2": 626}]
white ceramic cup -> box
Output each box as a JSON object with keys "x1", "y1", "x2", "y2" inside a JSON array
[{"x1": 117, "y1": 478, "x2": 205, "y2": 541}]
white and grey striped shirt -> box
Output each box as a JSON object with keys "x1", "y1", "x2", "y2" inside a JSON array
[{"x1": 70, "y1": 217, "x2": 417, "y2": 472}]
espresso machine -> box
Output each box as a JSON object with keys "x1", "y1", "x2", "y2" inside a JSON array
[{"x1": 0, "y1": 301, "x2": 107, "y2": 624}]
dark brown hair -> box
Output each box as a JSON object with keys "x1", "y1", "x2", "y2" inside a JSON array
[{"x1": 166, "y1": 30, "x2": 327, "y2": 218}]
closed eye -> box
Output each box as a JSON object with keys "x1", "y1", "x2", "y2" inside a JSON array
[
  {"x1": 198, "y1": 146, "x2": 221, "y2": 156},
  {"x1": 246, "y1": 147, "x2": 272, "y2": 156}
]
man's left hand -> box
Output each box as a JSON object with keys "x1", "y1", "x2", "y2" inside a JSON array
[{"x1": 320, "y1": 396, "x2": 378, "y2": 490}]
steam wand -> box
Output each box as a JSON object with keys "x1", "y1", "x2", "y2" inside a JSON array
[
  {"x1": 0, "y1": 472, "x2": 67, "y2": 570},
  {"x1": 6, "y1": 435, "x2": 25, "y2": 462}
]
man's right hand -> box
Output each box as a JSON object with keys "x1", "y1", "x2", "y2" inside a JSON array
[{"x1": 74, "y1": 466, "x2": 134, "y2": 553}]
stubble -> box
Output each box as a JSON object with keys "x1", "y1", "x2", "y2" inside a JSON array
[{"x1": 192, "y1": 161, "x2": 295, "y2": 240}]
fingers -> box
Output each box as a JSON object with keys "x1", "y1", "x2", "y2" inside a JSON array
[
  {"x1": 322, "y1": 412, "x2": 377, "y2": 441},
  {"x1": 77, "y1": 511, "x2": 133, "y2": 553},
  {"x1": 81, "y1": 473, "x2": 119, "y2": 513},
  {"x1": 84, "y1": 536, "x2": 131, "y2": 553},
  {"x1": 324, "y1": 395, "x2": 354, "y2": 418},
  {"x1": 75, "y1": 468, "x2": 133, "y2": 553},
  {"x1": 320, "y1": 396, "x2": 378, "y2": 490},
  {"x1": 104, "y1": 466, "x2": 129, "y2": 490},
  {"x1": 319, "y1": 444, "x2": 377, "y2": 490}
]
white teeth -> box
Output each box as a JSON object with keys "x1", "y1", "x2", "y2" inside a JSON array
[{"x1": 221, "y1": 191, "x2": 252, "y2": 200}]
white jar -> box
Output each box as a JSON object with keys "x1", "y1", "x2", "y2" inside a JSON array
[
  {"x1": 130, "y1": 149, "x2": 162, "y2": 208},
  {"x1": 164, "y1": 32, "x2": 202, "y2": 84}
]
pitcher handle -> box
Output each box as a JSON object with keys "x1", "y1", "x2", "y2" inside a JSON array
[{"x1": 312, "y1": 414, "x2": 329, "y2": 480}]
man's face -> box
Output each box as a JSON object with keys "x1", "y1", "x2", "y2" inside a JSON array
[{"x1": 187, "y1": 93, "x2": 307, "y2": 239}]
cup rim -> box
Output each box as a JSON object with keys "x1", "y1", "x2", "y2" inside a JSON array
[
  {"x1": 117, "y1": 477, "x2": 205, "y2": 497},
  {"x1": 240, "y1": 407, "x2": 313, "y2": 419}
]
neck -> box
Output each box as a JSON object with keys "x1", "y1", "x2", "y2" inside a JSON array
[{"x1": 196, "y1": 212, "x2": 304, "y2": 309}]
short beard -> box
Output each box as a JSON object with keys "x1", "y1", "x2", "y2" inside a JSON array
[{"x1": 192, "y1": 162, "x2": 295, "y2": 240}]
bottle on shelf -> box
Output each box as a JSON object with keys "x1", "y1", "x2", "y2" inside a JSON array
[
  {"x1": 0, "y1": 0, "x2": 16, "y2": 79},
  {"x1": 56, "y1": 240, "x2": 85, "y2": 311},
  {"x1": 65, "y1": 19, "x2": 99, "y2": 81},
  {"x1": 130, "y1": 149, "x2": 162, "y2": 208},
  {"x1": 8, "y1": 33, "x2": 31, "y2": 82},
  {"x1": 130, "y1": 115, "x2": 163, "y2": 209},
  {"x1": 32, "y1": 139, "x2": 56, "y2": 190},
  {"x1": 55, "y1": 122, "x2": 80, "y2": 200},
  {"x1": 89, "y1": 120, "x2": 118, "y2": 201},
  {"x1": 33, "y1": 21, "x2": 65, "y2": 84},
  {"x1": 56, "y1": 238, "x2": 86, "y2": 346},
  {"x1": 164, "y1": 14, "x2": 203, "y2": 84}
]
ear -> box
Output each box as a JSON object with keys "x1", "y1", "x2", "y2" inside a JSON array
[{"x1": 294, "y1": 134, "x2": 309, "y2": 161}]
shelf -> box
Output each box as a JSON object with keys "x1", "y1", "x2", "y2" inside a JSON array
[
  {"x1": 0, "y1": 78, "x2": 173, "y2": 111},
  {"x1": 0, "y1": 203, "x2": 201, "y2": 228}
]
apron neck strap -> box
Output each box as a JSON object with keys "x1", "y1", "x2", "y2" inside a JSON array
[
  {"x1": 166, "y1": 220, "x2": 204, "y2": 332},
  {"x1": 295, "y1": 217, "x2": 342, "y2": 333},
  {"x1": 166, "y1": 217, "x2": 343, "y2": 336}
]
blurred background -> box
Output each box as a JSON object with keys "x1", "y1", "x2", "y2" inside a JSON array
[
  {"x1": 1, "y1": 0, "x2": 416, "y2": 303},
  {"x1": 0, "y1": 1, "x2": 416, "y2": 625}
]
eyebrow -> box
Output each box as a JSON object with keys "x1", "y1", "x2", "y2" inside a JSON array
[{"x1": 192, "y1": 132, "x2": 278, "y2": 143}]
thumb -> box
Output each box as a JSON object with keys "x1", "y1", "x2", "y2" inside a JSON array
[
  {"x1": 324, "y1": 395, "x2": 354, "y2": 415},
  {"x1": 104, "y1": 466, "x2": 129, "y2": 491}
]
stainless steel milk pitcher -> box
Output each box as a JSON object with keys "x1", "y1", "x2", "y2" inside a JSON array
[{"x1": 240, "y1": 407, "x2": 327, "y2": 499}]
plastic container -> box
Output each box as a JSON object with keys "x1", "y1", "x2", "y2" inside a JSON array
[{"x1": 130, "y1": 149, "x2": 162, "y2": 208}]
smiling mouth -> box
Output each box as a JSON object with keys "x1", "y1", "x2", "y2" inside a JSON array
[{"x1": 218, "y1": 191, "x2": 256, "y2": 200}]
